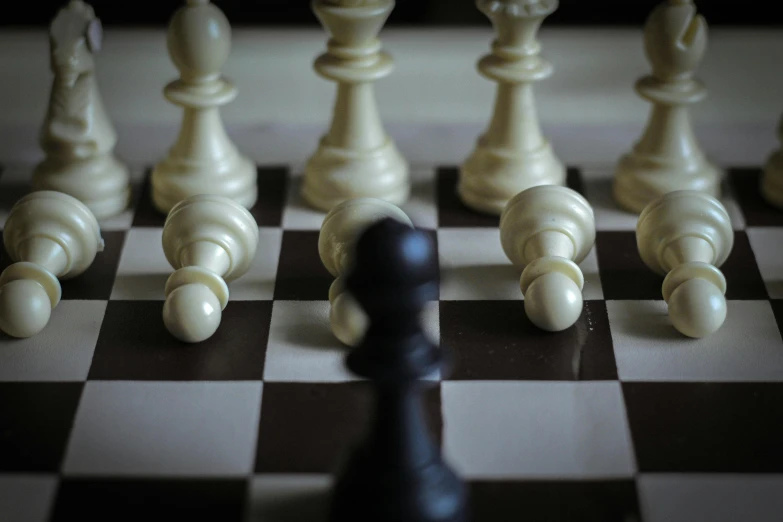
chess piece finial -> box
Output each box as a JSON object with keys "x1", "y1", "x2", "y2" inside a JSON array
[
  {"x1": 760, "y1": 114, "x2": 783, "y2": 207},
  {"x1": 500, "y1": 185, "x2": 595, "y2": 331},
  {"x1": 319, "y1": 197, "x2": 412, "y2": 346},
  {"x1": 300, "y1": 0, "x2": 409, "y2": 212},
  {"x1": 34, "y1": 0, "x2": 131, "y2": 220},
  {"x1": 161, "y1": 194, "x2": 258, "y2": 343},
  {"x1": 0, "y1": 191, "x2": 104, "y2": 338},
  {"x1": 458, "y1": 0, "x2": 565, "y2": 216},
  {"x1": 613, "y1": 0, "x2": 720, "y2": 213},
  {"x1": 637, "y1": 190, "x2": 733, "y2": 337},
  {"x1": 151, "y1": 0, "x2": 256, "y2": 214},
  {"x1": 330, "y1": 218, "x2": 469, "y2": 522}
]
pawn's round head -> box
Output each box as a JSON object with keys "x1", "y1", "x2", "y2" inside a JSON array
[
  {"x1": 524, "y1": 271, "x2": 583, "y2": 332},
  {"x1": 167, "y1": 0, "x2": 231, "y2": 83},
  {"x1": 163, "y1": 283, "x2": 222, "y2": 343},
  {"x1": 668, "y1": 278, "x2": 726, "y2": 338},
  {"x1": 346, "y1": 218, "x2": 438, "y2": 316},
  {"x1": 0, "y1": 280, "x2": 53, "y2": 338}
]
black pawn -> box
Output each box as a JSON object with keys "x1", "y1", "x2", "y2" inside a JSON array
[{"x1": 329, "y1": 218, "x2": 469, "y2": 522}]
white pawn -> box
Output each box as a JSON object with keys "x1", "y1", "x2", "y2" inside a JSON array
[
  {"x1": 0, "y1": 191, "x2": 104, "y2": 338},
  {"x1": 761, "y1": 113, "x2": 783, "y2": 208},
  {"x1": 458, "y1": 0, "x2": 565, "y2": 215},
  {"x1": 613, "y1": 0, "x2": 720, "y2": 213},
  {"x1": 151, "y1": 0, "x2": 256, "y2": 214},
  {"x1": 499, "y1": 185, "x2": 595, "y2": 331},
  {"x1": 161, "y1": 194, "x2": 258, "y2": 343},
  {"x1": 637, "y1": 190, "x2": 733, "y2": 338},
  {"x1": 319, "y1": 197, "x2": 412, "y2": 345},
  {"x1": 34, "y1": 0, "x2": 131, "y2": 220}
]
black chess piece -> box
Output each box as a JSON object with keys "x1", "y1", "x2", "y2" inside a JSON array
[{"x1": 328, "y1": 217, "x2": 469, "y2": 522}]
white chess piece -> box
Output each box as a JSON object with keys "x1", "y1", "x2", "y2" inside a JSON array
[
  {"x1": 33, "y1": 0, "x2": 131, "y2": 220},
  {"x1": 0, "y1": 191, "x2": 104, "y2": 338},
  {"x1": 458, "y1": 0, "x2": 565, "y2": 216},
  {"x1": 761, "y1": 114, "x2": 783, "y2": 208},
  {"x1": 319, "y1": 197, "x2": 412, "y2": 345},
  {"x1": 637, "y1": 190, "x2": 733, "y2": 338},
  {"x1": 161, "y1": 194, "x2": 258, "y2": 343},
  {"x1": 151, "y1": 0, "x2": 256, "y2": 214},
  {"x1": 499, "y1": 185, "x2": 595, "y2": 331},
  {"x1": 301, "y1": 0, "x2": 409, "y2": 212},
  {"x1": 613, "y1": 0, "x2": 720, "y2": 213}
]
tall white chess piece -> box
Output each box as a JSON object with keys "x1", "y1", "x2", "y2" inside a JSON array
[
  {"x1": 301, "y1": 0, "x2": 409, "y2": 212},
  {"x1": 33, "y1": 0, "x2": 130, "y2": 220},
  {"x1": 613, "y1": 0, "x2": 720, "y2": 213},
  {"x1": 458, "y1": 0, "x2": 565, "y2": 216},
  {"x1": 151, "y1": 0, "x2": 257, "y2": 214}
]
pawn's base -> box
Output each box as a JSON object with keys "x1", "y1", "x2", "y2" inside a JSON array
[
  {"x1": 301, "y1": 137, "x2": 410, "y2": 212},
  {"x1": 151, "y1": 153, "x2": 257, "y2": 214},
  {"x1": 613, "y1": 152, "x2": 722, "y2": 214},
  {"x1": 761, "y1": 150, "x2": 783, "y2": 208},
  {"x1": 458, "y1": 141, "x2": 565, "y2": 215},
  {"x1": 32, "y1": 154, "x2": 131, "y2": 220}
]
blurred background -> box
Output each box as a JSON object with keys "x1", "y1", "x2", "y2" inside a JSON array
[{"x1": 1, "y1": 0, "x2": 781, "y2": 28}]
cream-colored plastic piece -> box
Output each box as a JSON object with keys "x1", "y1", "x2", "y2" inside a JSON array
[
  {"x1": 300, "y1": 0, "x2": 410, "y2": 212},
  {"x1": 499, "y1": 185, "x2": 595, "y2": 331},
  {"x1": 761, "y1": 114, "x2": 783, "y2": 208},
  {"x1": 33, "y1": 0, "x2": 130, "y2": 220},
  {"x1": 151, "y1": 0, "x2": 257, "y2": 214},
  {"x1": 458, "y1": 0, "x2": 565, "y2": 216},
  {"x1": 613, "y1": 0, "x2": 721, "y2": 213},
  {"x1": 0, "y1": 191, "x2": 104, "y2": 338},
  {"x1": 636, "y1": 190, "x2": 733, "y2": 338},
  {"x1": 161, "y1": 194, "x2": 258, "y2": 343},
  {"x1": 318, "y1": 197, "x2": 412, "y2": 345}
]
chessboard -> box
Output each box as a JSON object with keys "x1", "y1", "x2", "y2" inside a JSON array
[{"x1": 1, "y1": 121, "x2": 783, "y2": 521}]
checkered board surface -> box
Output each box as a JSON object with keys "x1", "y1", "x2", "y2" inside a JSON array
[{"x1": 1, "y1": 157, "x2": 783, "y2": 522}]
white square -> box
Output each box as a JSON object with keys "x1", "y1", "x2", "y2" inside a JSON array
[
  {"x1": 110, "y1": 227, "x2": 169, "y2": 300},
  {"x1": 639, "y1": 474, "x2": 783, "y2": 522},
  {"x1": 246, "y1": 474, "x2": 332, "y2": 522},
  {"x1": 281, "y1": 167, "x2": 437, "y2": 230},
  {"x1": 63, "y1": 381, "x2": 263, "y2": 477},
  {"x1": 265, "y1": 300, "x2": 440, "y2": 382},
  {"x1": 441, "y1": 381, "x2": 636, "y2": 479},
  {"x1": 748, "y1": 227, "x2": 783, "y2": 298},
  {"x1": 0, "y1": 474, "x2": 57, "y2": 522},
  {"x1": 607, "y1": 300, "x2": 783, "y2": 381},
  {"x1": 226, "y1": 228, "x2": 282, "y2": 301},
  {"x1": 437, "y1": 228, "x2": 519, "y2": 300},
  {"x1": 582, "y1": 168, "x2": 745, "y2": 231},
  {"x1": 437, "y1": 229, "x2": 603, "y2": 300},
  {"x1": 0, "y1": 301, "x2": 106, "y2": 381}
]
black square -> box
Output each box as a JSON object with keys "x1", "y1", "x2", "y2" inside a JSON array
[
  {"x1": 439, "y1": 300, "x2": 617, "y2": 381},
  {"x1": 131, "y1": 166, "x2": 287, "y2": 227},
  {"x1": 623, "y1": 382, "x2": 783, "y2": 472},
  {"x1": 721, "y1": 231, "x2": 768, "y2": 300},
  {"x1": 469, "y1": 480, "x2": 640, "y2": 522},
  {"x1": 274, "y1": 231, "x2": 333, "y2": 300},
  {"x1": 255, "y1": 382, "x2": 442, "y2": 473},
  {"x1": 0, "y1": 231, "x2": 125, "y2": 300},
  {"x1": 596, "y1": 231, "x2": 662, "y2": 300},
  {"x1": 437, "y1": 167, "x2": 584, "y2": 228},
  {"x1": 51, "y1": 478, "x2": 247, "y2": 522},
  {"x1": 729, "y1": 167, "x2": 783, "y2": 227},
  {"x1": 88, "y1": 300, "x2": 271, "y2": 380},
  {"x1": 0, "y1": 382, "x2": 83, "y2": 472}
]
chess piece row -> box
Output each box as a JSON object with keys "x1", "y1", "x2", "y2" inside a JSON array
[
  {"x1": 0, "y1": 190, "x2": 258, "y2": 343},
  {"x1": 320, "y1": 186, "x2": 734, "y2": 341}
]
